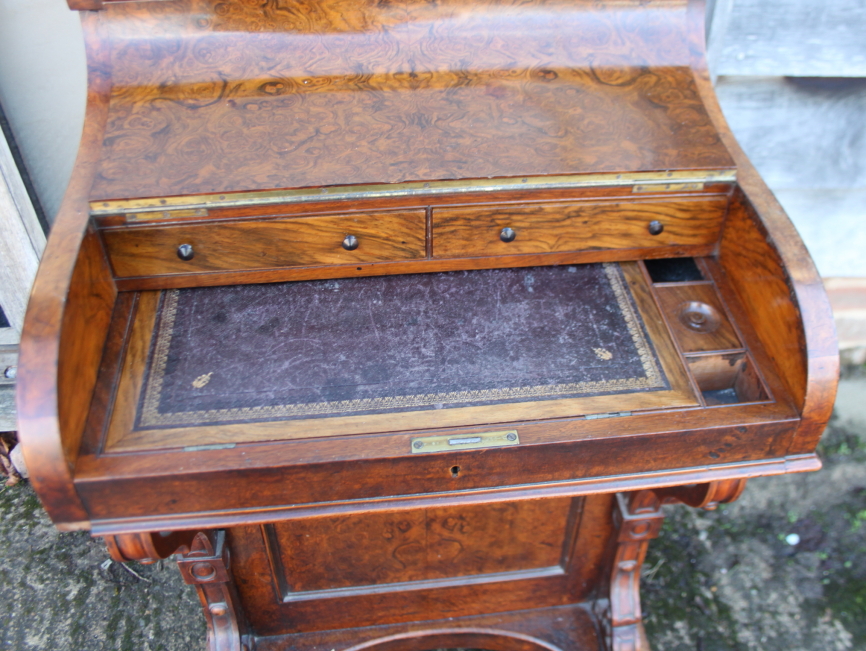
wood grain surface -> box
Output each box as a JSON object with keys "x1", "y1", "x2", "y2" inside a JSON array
[
  {"x1": 268, "y1": 499, "x2": 573, "y2": 594},
  {"x1": 88, "y1": 0, "x2": 733, "y2": 201},
  {"x1": 103, "y1": 210, "x2": 426, "y2": 277},
  {"x1": 653, "y1": 281, "x2": 741, "y2": 353},
  {"x1": 228, "y1": 496, "x2": 606, "y2": 635},
  {"x1": 250, "y1": 602, "x2": 601, "y2": 651},
  {"x1": 433, "y1": 196, "x2": 727, "y2": 258},
  {"x1": 16, "y1": 2, "x2": 839, "y2": 648}
]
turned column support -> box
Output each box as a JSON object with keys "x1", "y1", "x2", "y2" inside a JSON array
[{"x1": 608, "y1": 478, "x2": 747, "y2": 651}]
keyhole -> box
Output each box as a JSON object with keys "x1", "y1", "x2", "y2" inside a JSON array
[{"x1": 450, "y1": 466, "x2": 460, "y2": 478}]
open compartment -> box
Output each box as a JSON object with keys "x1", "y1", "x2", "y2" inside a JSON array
[{"x1": 686, "y1": 352, "x2": 769, "y2": 406}]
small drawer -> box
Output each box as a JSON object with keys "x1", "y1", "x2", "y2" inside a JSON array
[
  {"x1": 687, "y1": 352, "x2": 769, "y2": 406},
  {"x1": 102, "y1": 210, "x2": 427, "y2": 277},
  {"x1": 653, "y1": 282, "x2": 741, "y2": 353},
  {"x1": 432, "y1": 197, "x2": 727, "y2": 259}
]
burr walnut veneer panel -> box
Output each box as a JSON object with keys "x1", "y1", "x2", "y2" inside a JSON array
[
  {"x1": 103, "y1": 210, "x2": 426, "y2": 277},
  {"x1": 88, "y1": 0, "x2": 734, "y2": 202},
  {"x1": 432, "y1": 196, "x2": 728, "y2": 258}
]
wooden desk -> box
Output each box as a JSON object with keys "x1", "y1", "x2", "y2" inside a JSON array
[{"x1": 17, "y1": 1, "x2": 838, "y2": 650}]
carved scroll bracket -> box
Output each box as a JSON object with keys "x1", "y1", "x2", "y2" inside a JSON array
[
  {"x1": 103, "y1": 529, "x2": 197, "y2": 564},
  {"x1": 102, "y1": 529, "x2": 249, "y2": 651},
  {"x1": 609, "y1": 479, "x2": 747, "y2": 651},
  {"x1": 177, "y1": 530, "x2": 250, "y2": 651}
]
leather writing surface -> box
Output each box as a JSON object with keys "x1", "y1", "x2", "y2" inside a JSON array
[{"x1": 136, "y1": 263, "x2": 667, "y2": 428}]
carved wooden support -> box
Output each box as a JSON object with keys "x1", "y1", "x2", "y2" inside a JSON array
[
  {"x1": 609, "y1": 492, "x2": 663, "y2": 651},
  {"x1": 177, "y1": 531, "x2": 250, "y2": 651},
  {"x1": 103, "y1": 529, "x2": 198, "y2": 564},
  {"x1": 609, "y1": 479, "x2": 748, "y2": 651}
]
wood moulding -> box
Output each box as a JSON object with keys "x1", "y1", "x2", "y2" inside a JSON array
[{"x1": 98, "y1": 480, "x2": 748, "y2": 651}]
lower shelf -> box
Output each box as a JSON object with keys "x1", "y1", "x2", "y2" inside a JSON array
[{"x1": 253, "y1": 603, "x2": 605, "y2": 651}]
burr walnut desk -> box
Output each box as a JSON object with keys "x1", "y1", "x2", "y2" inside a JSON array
[{"x1": 18, "y1": 1, "x2": 838, "y2": 650}]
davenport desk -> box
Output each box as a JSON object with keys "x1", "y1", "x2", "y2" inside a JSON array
[{"x1": 17, "y1": 1, "x2": 838, "y2": 650}]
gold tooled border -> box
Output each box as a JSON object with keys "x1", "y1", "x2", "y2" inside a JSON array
[{"x1": 137, "y1": 263, "x2": 665, "y2": 428}]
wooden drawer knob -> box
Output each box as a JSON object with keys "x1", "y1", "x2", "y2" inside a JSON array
[{"x1": 177, "y1": 243, "x2": 194, "y2": 261}]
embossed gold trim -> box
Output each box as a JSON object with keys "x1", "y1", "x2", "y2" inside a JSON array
[
  {"x1": 91, "y1": 170, "x2": 736, "y2": 216},
  {"x1": 137, "y1": 263, "x2": 665, "y2": 428}
]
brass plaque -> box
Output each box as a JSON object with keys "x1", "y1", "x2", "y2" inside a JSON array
[{"x1": 411, "y1": 430, "x2": 519, "y2": 453}]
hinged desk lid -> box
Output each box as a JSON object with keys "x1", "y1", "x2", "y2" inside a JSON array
[{"x1": 85, "y1": 0, "x2": 734, "y2": 209}]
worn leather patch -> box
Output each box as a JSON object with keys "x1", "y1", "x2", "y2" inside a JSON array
[{"x1": 136, "y1": 263, "x2": 667, "y2": 428}]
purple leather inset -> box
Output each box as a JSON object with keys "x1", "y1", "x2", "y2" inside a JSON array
[{"x1": 136, "y1": 263, "x2": 667, "y2": 428}]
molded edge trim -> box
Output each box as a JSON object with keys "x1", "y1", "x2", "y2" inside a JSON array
[{"x1": 88, "y1": 453, "x2": 821, "y2": 536}]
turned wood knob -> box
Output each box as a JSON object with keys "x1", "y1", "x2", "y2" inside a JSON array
[
  {"x1": 177, "y1": 243, "x2": 194, "y2": 260},
  {"x1": 342, "y1": 235, "x2": 359, "y2": 251},
  {"x1": 500, "y1": 227, "x2": 516, "y2": 243}
]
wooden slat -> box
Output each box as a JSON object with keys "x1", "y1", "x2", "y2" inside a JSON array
[
  {"x1": 772, "y1": 189, "x2": 866, "y2": 278},
  {"x1": 713, "y1": 0, "x2": 866, "y2": 78},
  {"x1": 824, "y1": 277, "x2": 866, "y2": 349},
  {"x1": 0, "y1": 131, "x2": 45, "y2": 333},
  {"x1": 716, "y1": 76, "x2": 866, "y2": 191}
]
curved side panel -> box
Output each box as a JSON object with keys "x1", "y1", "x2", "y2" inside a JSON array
[
  {"x1": 685, "y1": 0, "x2": 838, "y2": 453},
  {"x1": 15, "y1": 12, "x2": 116, "y2": 528}
]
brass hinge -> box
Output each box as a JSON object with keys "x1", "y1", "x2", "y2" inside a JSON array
[
  {"x1": 633, "y1": 182, "x2": 704, "y2": 193},
  {"x1": 126, "y1": 208, "x2": 209, "y2": 223},
  {"x1": 585, "y1": 411, "x2": 633, "y2": 420}
]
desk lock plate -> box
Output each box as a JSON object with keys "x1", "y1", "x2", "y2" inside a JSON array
[{"x1": 411, "y1": 430, "x2": 520, "y2": 453}]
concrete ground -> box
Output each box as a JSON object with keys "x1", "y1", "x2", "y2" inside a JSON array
[{"x1": 2, "y1": 366, "x2": 865, "y2": 651}]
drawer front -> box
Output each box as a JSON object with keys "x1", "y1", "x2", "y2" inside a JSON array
[
  {"x1": 103, "y1": 210, "x2": 427, "y2": 277},
  {"x1": 432, "y1": 197, "x2": 727, "y2": 258}
]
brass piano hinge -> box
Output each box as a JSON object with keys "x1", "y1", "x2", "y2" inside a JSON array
[
  {"x1": 183, "y1": 443, "x2": 236, "y2": 452},
  {"x1": 585, "y1": 411, "x2": 633, "y2": 420},
  {"x1": 125, "y1": 208, "x2": 209, "y2": 222},
  {"x1": 633, "y1": 182, "x2": 704, "y2": 193},
  {"x1": 90, "y1": 170, "x2": 736, "y2": 215}
]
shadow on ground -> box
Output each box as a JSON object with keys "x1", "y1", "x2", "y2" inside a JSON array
[{"x1": 2, "y1": 369, "x2": 865, "y2": 650}]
